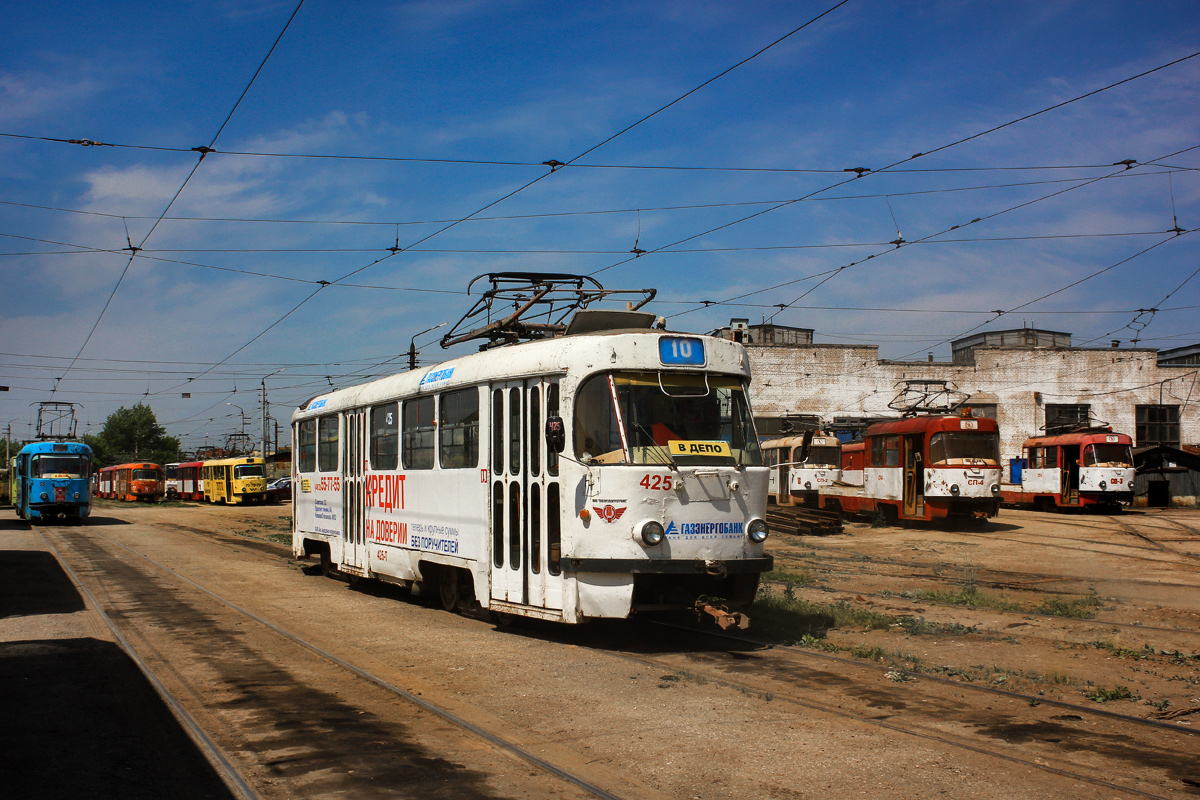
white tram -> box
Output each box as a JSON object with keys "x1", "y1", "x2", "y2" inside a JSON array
[
  {"x1": 762, "y1": 434, "x2": 842, "y2": 506},
  {"x1": 292, "y1": 310, "x2": 771, "y2": 623}
]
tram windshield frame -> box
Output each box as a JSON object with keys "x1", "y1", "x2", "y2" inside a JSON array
[
  {"x1": 31, "y1": 454, "x2": 90, "y2": 479},
  {"x1": 801, "y1": 445, "x2": 840, "y2": 468},
  {"x1": 235, "y1": 464, "x2": 265, "y2": 479},
  {"x1": 132, "y1": 468, "x2": 161, "y2": 481},
  {"x1": 1083, "y1": 443, "x2": 1133, "y2": 468},
  {"x1": 927, "y1": 431, "x2": 1000, "y2": 467},
  {"x1": 573, "y1": 371, "x2": 762, "y2": 467}
]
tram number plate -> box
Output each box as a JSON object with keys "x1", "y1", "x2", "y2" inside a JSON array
[
  {"x1": 641, "y1": 474, "x2": 674, "y2": 491},
  {"x1": 659, "y1": 336, "x2": 705, "y2": 366}
]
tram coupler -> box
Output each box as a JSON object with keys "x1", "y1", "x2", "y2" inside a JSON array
[{"x1": 694, "y1": 597, "x2": 750, "y2": 630}]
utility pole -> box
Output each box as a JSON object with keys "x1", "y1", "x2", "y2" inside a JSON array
[{"x1": 261, "y1": 368, "x2": 285, "y2": 470}]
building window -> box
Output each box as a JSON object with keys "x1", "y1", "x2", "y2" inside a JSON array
[
  {"x1": 962, "y1": 403, "x2": 997, "y2": 420},
  {"x1": 1136, "y1": 405, "x2": 1180, "y2": 448},
  {"x1": 1045, "y1": 404, "x2": 1090, "y2": 433}
]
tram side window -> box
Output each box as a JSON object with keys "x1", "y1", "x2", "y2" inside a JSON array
[
  {"x1": 298, "y1": 420, "x2": 316, "y2": 472},
  {"x1": 403, "y1": 396, "x2": 435, "y2": 470},
  {"x1": 871, "y1": 435, "x2": 900, "y2": 467},
  {"x1": 440, "y1": 388, "x2": 479, "y2": 469},
  {"x1": 370, "y1": 403, "x2": 399, "y2": 470},
  {"x1": 317, "y1": 416, "x2": 339, "y2": 472}
]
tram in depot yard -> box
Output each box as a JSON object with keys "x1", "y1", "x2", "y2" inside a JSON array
[
  {"x1": 1000, "y1": 428, "x2": 1134, "y2": 510},
  {"x1": 819, "y1": 410, "x2": 1003, "y2": 524},
  {"x1": 164, "y1": 461, "x2": 206, "y2": 500},
  {"x1": 292, "y1": 274, "x2": 772, "y2": 625},
  {"x1": 97, "y1": 462, "x2": 164, "y2": 502},
  {"x1": 202, "y1": 456, "x2": 267, "y2": 504},
  {"x1": 762, "y1": 433, "x2": 842, "y2": 506},
  {"x1": 11, "y1": 441, "x2": 93, "y2": 523}
]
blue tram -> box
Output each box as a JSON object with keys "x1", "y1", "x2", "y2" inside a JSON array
[{"x1": 11, "y1": 441, "x2": 93, "y2": 524}]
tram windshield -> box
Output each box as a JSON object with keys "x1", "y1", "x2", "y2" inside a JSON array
[
  {"x1": 32, "y1": 455, "x2": 89, "y2": 478},
  {"x1": 132, "y1": 468, "x2": 161, "y2": 481},
  {"x1": 574, "y1": 371, "x2": 762, "y2": 466},
  {"x1": 1083, "y1": 443, "x2": 1132, "y2": 467},
  {"x1": 802, "y1": 446, "x2": 840, "y2": 468},
  {"x1": 928, "y1": 432, "x2": 999, "y2": 466},
  {"x1": 235, "y1": 464, "x2": 265, "y2": 479}
]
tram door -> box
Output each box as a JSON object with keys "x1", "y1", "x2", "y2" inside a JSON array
[
  {"x1": 1061, "y1": 445, "x2": 1080, "y2": 505},
  {"x1": 343, "y1": 410, "x2": 367, "y2": 569},
  {"x1": 779, "y1": 448, "x2": 793, "y2": 506},
  {"x1": 902, "y1": 435, "x2": 924, "y2": 517},
  {"x1": 490, "y1": 379, "x2": 564, "y2": 611}
]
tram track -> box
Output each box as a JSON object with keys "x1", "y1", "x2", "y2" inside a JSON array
[
  {"x1": 570, "y1": 619, "x2": 1200, "y2": 799},
  {"x1": 39, "y1": 522, "x2": 625, "y2": 800}
]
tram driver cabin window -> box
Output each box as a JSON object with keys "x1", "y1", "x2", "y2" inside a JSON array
[
  {"x1": 317, "y1": 416, "x2": 339, "y2": 472},
  {"x1": 298, "y1": 419, "x2": 316, "y2": 472},
  {"x1": 1137, "y1": 405, "x2": 1180, "y2": 448}
]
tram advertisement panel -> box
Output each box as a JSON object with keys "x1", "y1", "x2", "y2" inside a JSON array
[{"x1": 363, "y1": 470, "x2": 484, "y2": 563}]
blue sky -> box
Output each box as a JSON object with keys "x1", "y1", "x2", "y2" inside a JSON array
[{"x1": 2, "y1": 0, "x2": 1198, "y2": 451}]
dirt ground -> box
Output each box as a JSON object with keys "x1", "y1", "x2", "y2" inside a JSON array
[{"x1": 3, "y1": 498, "x2": 1199, "y2": 798}]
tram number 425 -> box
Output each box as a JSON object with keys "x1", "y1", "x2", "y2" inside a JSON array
[{"x1": 640, "y1": 474, "x2": 674, "y2": 491}]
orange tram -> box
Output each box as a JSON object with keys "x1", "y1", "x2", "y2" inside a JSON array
[{"x1": 97, "y1": 462, "x2": 165, "y2": 502}]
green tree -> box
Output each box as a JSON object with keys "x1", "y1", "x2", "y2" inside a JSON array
[{"x1": 86, "y1": 403, "x2": 179, "y2": 466}]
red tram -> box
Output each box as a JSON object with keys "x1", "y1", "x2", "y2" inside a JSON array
[
  {"x1": 98, "y1": 462, "x2": 164, "y2": 502},
  {"x1": 819, "y1": 411, "x2": 1002, "y2": 523},
  {"x1": 1001, "y1": 428, "x2": 1134, "y2": 509}
]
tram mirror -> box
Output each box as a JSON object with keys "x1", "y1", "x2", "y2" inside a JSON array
[{"x1": 545, "y1": 416, "x2": 566, "y2": 453}]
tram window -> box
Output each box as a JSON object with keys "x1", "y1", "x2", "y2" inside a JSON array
[
  {"x1": 492, "y1": 481, "x2": 504, "y2": 568},
  {"x1": 440, "y1": 388, "x2": 480, "y2": 469},
  {"x1": 403, "y1": 397, "x2": 435, "y2": 470},
  {"x1": 492, "y1": 389, "x2": 504, "y2": 475},
  {"x1": 508, "y1": 482, "x2": 521, "y2": 570},
  {"x1": 370, "y1": 403, "x2": 399, "y2": 470},
  {"x1": 1084, "y1": 443, "x2": 1132, "y2": 467},
  {"x1": 509, "y1": 388, "x2": 522, "y2": 474},
  {"x1": 547, "y1": 483, "x2": 561, "y2": 576},
  {"x1": 298, "y1": 420, "x2": 316, "y2": 472},
  {"x1": 317, "y1": 416, "x2": 339, "y2": 472},
  {"x1": 32, "y1": 455, "x2": 86, "y2": 478},
  {"x1": 530, "y1": 482, "x2": 542, "y2": 574},
  {"x1": 871, "y1": 435, "x2": 900, "y2": 467},
  {"x1": 929, "y1": 432, "x2": 999, "y2": 466},
  {"x1": 529, "y1": 386, "x2": 541, "y2": 477},
  {"x1": 547, "y1": 383, "x2": 560, "y2": 476}
]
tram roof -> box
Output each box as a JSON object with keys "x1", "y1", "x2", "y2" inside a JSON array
[
  {"x1": 16, "y1": 441, "x2": 92, "y2": 456},
  {"x1": 865, "y1": 413, "x2": 1000, "y2": 437},
  {"x1": 1021, "y1": 429, "x2": 1133, "y2": 448},
  {"x1": 293, "y1": 328, "x2": 751, "y2": 421}
]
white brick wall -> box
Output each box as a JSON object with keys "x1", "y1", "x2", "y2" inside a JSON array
[{"x1": 745, "y1": 344, "x2": 1199, "y2": 463}]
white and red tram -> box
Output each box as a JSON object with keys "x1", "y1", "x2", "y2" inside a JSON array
[
  {"x1": 1001, "y1": 428, "x2": 1134, "y2": 509},
  {"x1": 292, "y1": 313, "x2": 772, "y2": 623},
  {"x1": 762, "y1": 434, "x2": 842, "y2": 506},
  {"x1": 819, "y1": 411, "x2": 1002, "y2": 523}
]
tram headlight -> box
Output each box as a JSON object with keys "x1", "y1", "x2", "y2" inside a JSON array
[
  {"x1": 40, "y1": 492, "x2": 48, "y2": 501},
  {"x1": 640, "y1": 521, "x2": 665, "y2": 547},
  {"x1": 748, "y1": 519, "x2": 769, "y2": 543},
  {"x1": 990, "y1": 484, "x2": 1000, "y2": 494},
  {"x1": 804, "y1": 481, "x2": 812, "y2": 490},
  {"x1": 1099, "y1": 480, "x2": 1107, "y2": 490},
  {"x1": 950, "y1": 484, "x2": 960, "y2": 496}
]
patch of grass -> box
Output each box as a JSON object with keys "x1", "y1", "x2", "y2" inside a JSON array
[
  {"x1": 1089, "y1": 640, "x2": 1150, "y2": 660},
  {"x1": 762, "y1": 569, "x2": 812, "y2": 588},
  {"x1": 753, "y1": 585, "x2": 897, "y2": 639},
  {"x1": 897, "y1": 617, "x2": 978, "y2": 637},
  {"x1": 909, "y1": 584, "x2": 1022, "y2": 612},
  {"x1": 1086, "y1": 685, "x2": 1137, "y2": 702},
  {"x1": 1035, "y1": 595, "x2": 1103, "y2": 619}
]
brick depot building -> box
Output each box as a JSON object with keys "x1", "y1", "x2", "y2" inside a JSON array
[{"x1": 721, "y1": 322, "x2": 1199, "y2": 486}]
